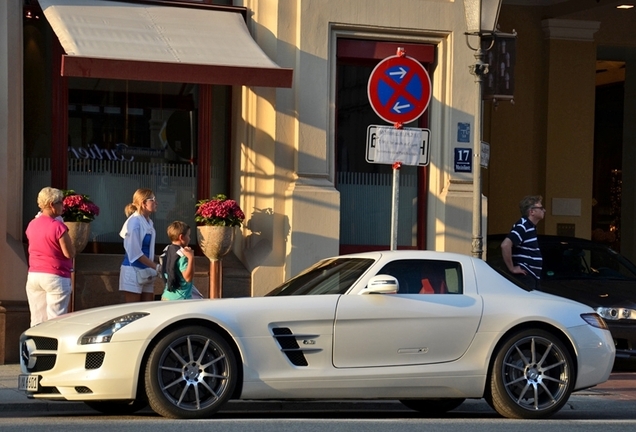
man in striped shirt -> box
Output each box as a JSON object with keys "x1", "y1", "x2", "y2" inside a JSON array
[{"x1": 500, "y1": 195, "x2": 545, "y2": 290}]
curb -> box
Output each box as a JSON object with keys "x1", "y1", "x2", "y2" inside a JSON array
[{"x1": 0, "y1": 397, "x2": 408, "y2": 413}]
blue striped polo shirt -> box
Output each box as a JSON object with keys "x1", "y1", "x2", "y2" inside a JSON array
[{"x1": 507, "y1": 217, "x2": 542, "y2": 279}]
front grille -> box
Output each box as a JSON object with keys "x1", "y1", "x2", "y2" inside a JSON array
[
  {"x1": 75, "y1": 386, "x2": 93, "y2": 394},
  {"x1": 37, "y1": 386, "x2": 60, "y2": 394},
  {"x1": 29, "y1": 355, "x2": 56, "y2": 373},
  {"x1": 22, "y1": 337, "x2": 58, "y2": 373},
  {"x1": 31, "y1": 337, "x2": 58, "y2": 351},
  {"x1": 85, "y1": 352, "x2": 105, "y2": 369},
  {"x1": 615, "y1": 338, "x2": 630, "y2": 351}
]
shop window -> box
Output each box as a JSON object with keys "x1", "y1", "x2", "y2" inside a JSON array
[
  {"x1": 24, "y1": 78, "x2": 230, "y2": 248},
  {"x1": 22, "y1": 0, "x2": 234, "y2": 253}
]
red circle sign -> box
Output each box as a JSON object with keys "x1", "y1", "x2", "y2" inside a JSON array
[{"x1": 367, "y1": 55, "x2": 432, "y2": 124}]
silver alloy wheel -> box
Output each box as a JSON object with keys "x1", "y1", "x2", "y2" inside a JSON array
[
  {"x1": 155, "y1": 333, "x2": 231, "y2": 412},
  {"x1": 500, "y1": 334, "x2": 570, "y2": 412}
]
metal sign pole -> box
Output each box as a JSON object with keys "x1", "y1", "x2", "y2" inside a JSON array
[
  {"x1": 390, "y1": 162, "x2": 402, "y2": 250},
  {"x1": 366, "y1": 47, "x2": 432, "y2": 252}
]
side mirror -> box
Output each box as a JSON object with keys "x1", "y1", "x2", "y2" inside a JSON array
[{"x1": 358, "y1": 275, "x2": 399, "y2": 295}]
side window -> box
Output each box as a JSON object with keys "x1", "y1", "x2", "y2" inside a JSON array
[{"x1": 378, "y1": 259, "x2": 463, "y2": 294}]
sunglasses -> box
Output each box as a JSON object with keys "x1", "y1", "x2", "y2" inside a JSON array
[{"x1": 146, "y1": 197, "x2": 156, "y2": 202}]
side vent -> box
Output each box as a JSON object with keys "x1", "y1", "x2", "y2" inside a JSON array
[{"x1": 272, "y1": 327, "x2": 308, "y2": 366}]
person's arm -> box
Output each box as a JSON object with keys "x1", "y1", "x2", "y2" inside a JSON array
[
  {"x1": 501, "y1": 237, "x2": 526, "y2": 275},
  {"x1": 59, "y1": 231, "x2": 76, "y2": 259},
  {"x1": 180, "y1": 247, "x2": 195, "y2": 282},
  {"x1": 136, "y1": 254, "x2": 158, "y2": 270}
]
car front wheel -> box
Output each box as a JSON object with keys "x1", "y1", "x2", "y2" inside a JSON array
[
  {"x1": 145, "y1": 325, "x2": 237, "y2": 419},
  {"x1": 488, "y1": 329, "x2": 575, "y2": 419}
]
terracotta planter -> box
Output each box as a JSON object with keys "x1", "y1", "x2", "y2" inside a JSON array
[
  {"x1": 64, "y1": 221, "x2": 91, "y2": 254},
  {"x1": 197, "y1": 225, "x2": 235, "y2": 261}
]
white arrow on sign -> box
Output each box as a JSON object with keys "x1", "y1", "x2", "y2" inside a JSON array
[
  {"x1": 388, "y1": 67, "x2": 407, "y2": 80},
  {"x1": 393, "y1": 102, "x2": 410, "y2": 113}
]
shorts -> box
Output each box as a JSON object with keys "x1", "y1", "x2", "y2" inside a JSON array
[{"x1": 119, "y1": 265, "x2": 155, "y2": 294}]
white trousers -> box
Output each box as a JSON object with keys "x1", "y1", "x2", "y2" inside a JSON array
[{"x1": 25, "y1": 272, "x2": 72, "y2": 327}]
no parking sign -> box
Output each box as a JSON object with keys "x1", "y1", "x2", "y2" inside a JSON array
[{"x1": 367, "y1": 54, "x2": 432, "y2": 124}]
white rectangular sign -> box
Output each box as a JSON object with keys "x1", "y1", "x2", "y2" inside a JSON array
[{"x1": 366, "y1": 125, "x2": 430, "y2": 166}]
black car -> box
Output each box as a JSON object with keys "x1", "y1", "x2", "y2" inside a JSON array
[{"x1": 487, "y1": 234, "x2": 636, "y2": 361}]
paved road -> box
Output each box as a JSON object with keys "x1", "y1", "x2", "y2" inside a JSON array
[{"x1": 1, "y1": 362, "x2": 635, "y2": 423}]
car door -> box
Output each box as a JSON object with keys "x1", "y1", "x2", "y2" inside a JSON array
[{"x1": 332, "y1": 259, "x2": 483, "y2": 368}]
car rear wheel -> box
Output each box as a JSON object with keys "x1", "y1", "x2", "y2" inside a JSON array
[
  {"x1": 145, "y1": 325, "x2": 237, "y2": 419},
  {"x1": 488, "y1": 329, "x2": 574, "y2": 419},
  {"x1": 399, "y1": 398, "x2": 465, "y2": 415}
]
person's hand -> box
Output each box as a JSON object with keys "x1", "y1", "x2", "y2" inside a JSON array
[
  {"x1": 510, "y1": 265, "x2": 527, "y2": 275},
  {"x1": 181, "y1": 246, "x2": 194, "y2": 260}
]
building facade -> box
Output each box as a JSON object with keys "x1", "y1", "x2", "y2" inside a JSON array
[{"x1": 1, "y1": 0, "x2": 636, "y2": 363}]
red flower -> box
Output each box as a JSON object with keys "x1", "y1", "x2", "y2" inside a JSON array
[
  {"x1": 61, "y1": 190, "x2": 100, "y2": 223},
  {"x1": 195, "y1": 194, "x2": 244, "y2": 227}
]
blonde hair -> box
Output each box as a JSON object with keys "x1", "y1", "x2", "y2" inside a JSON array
[
  {"x1": 167, "y1": 221, "x2": 190, "y2": 242},
  {"x1": 124, "y1": 188, "x2": 154, "y2": 217},
  {"x1": 37, "y1": 187, "x2": 64, "y2": 210}
]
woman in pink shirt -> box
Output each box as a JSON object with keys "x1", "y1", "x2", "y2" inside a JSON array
[{"x1": 25, "y1": 187, "x2": 76, "y2": 326}]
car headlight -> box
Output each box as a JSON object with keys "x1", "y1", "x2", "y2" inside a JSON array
[
  {"x1": 596, "y1": 307, "x2": 636, "y2": 321},
  {"x1": 79, "y1": 313, "x2": 149, "y2": 345},
  {"x1": 581, "y1": 313, "x2": 609, "y2": 330}
]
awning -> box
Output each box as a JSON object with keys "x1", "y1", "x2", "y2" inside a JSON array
[{"x1": 39, "y1": 0, "x2": 293, "y2": 88}]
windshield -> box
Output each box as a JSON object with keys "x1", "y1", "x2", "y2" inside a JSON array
[{"x1": 266, "y1": 258, "x2": 374, "y2": 296}]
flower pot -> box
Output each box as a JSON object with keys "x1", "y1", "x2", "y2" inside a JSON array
[
  {"x1": 64, "y1": 221, "x2": 91, "y2": 254},
  {"x1": 197, "y1": 225, "x2": 235, "y2": 261}
]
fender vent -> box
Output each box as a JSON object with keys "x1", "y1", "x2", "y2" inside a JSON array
[{"x1": 272, "y1": 327, "x2": 322, "y2": 367}]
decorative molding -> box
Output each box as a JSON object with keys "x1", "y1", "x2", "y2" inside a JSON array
[{"x1": 541, "y1": 19, "x2": 601, "y2": 41}]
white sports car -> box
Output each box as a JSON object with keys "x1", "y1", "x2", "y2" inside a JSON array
[{"x1": 19, "y1": 251, "x2": 615, "y2": 419}]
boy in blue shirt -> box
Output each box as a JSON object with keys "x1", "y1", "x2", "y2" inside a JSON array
[{"x1": 161, "y1": 221, "x2": 195, "y2": 300}]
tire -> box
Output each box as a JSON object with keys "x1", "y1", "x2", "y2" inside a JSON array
[
  {"x1": 399, "y1": 398, "x2": 465, "y2": 415},
  {"x1": 488, "y1": 329, "x2": 575, "y2": 419},
  {"x1": 145, "y1": 325, "x2": 237, "y2": 419},
  {"x1": 84, "y1": 399, "x2": 148, "y2": 415}
]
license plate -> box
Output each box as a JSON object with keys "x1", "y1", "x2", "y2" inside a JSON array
[{"x1": 18, "y1": 374, "x2": 40, "y2": 392}]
